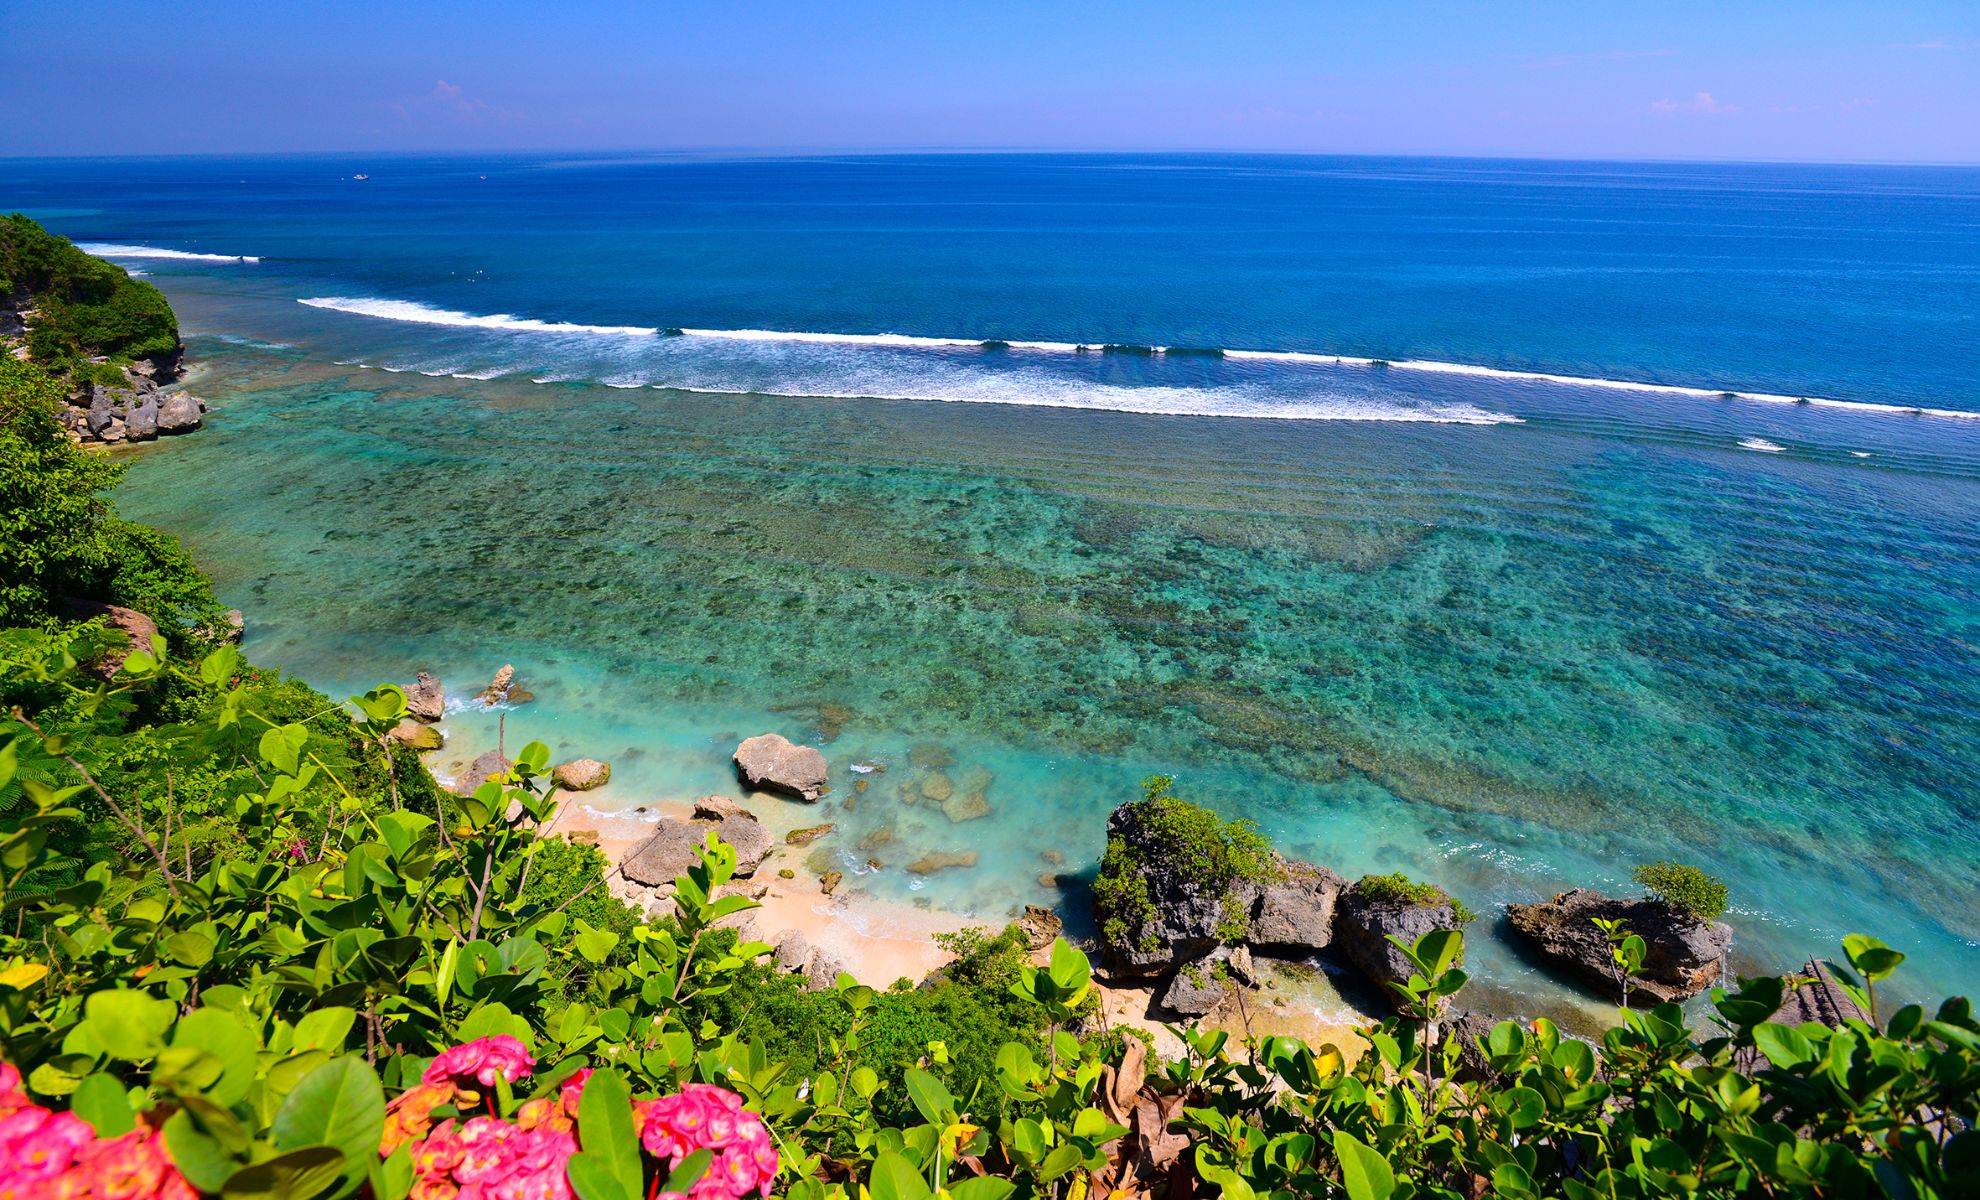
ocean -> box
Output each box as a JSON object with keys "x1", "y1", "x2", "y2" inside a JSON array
[{"x1": 6, "y1": 151, "x2": 1977, "y2": 1014}]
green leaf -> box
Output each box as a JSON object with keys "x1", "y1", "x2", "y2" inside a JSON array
[
  {"x1": 83, "y1": 988, "x2": 173, "y2": 1060},
  {"x1": 1039, "y1": 1143, "x2": 1083, "y2": 1181},
  {"x1": 867, "y1": 1150, "x2": 932, "y2": 1200},
  {"x1": 172, "y1": 1008, "x2": 259, "y2": 1107},
  {"x1": 576, "y1": 1067, "x2": 642, "y2": 1200},
  {"x1": 946, "y1": 1179, "x2": 1016, "y2": 1200},
  {"x1": 259, "y1": 723, "x2": 310, "y2": 777},
  {"x1": 1414, "y1": 928, "x2": 1465, "y2": 978},
  {"x1": 293, "y1": 1007, "x2": 359, "y2": 1053},
  {"x1": 71, "y1": 1073, "x2": 136, "y2": 1137},
  {"x1": 903, "y1": 1066, "x2": 955, "y2": 1127},
  {"x1": 164, "y1": 1110, "x2": 239, "y2": 1193},
  {"x1": 1333, "y1": 1130, "x2": 1396, "y2": 1200},
  {"x1": 272, "y1": 1057, "x2": 386, "y2": 1200},
  {"x1": 661, "y1": 1148, "x2": 714, "y2": 1196},
  {"x1": 221, "y1": 1146, "x2": 345, "y2": 1200},
  {"x1": 566, "y1": 1153, "x2": 632, "y2": 1200},
  {"x1": 370, "y1": 1145, "x2": 414, "y2": 1200},
  {"x1": 1841, "y1": 934, "x2": 1905, "y2": 983},
  {"x1": 1751, "y1": 1022, "x2": 1815, "y2": 1068}
]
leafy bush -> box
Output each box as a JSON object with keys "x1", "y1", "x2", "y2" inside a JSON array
[
  {"x1": 1352, "y1": 870, "x2": 1478, "y2": 924},
  {"x1": 1093, "y1": 774, "x2": 1279, "y2": 948},
  {"x1": 1633, "y1": 859, "x2": 1730, "y2": 921},
  {"x1": 0, "y1": 213, "x2": 180, "y2": 371}
]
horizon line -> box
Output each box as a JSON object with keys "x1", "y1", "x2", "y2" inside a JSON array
[{"x1": 4, "y1": 145, "x2": 1979, "y2": 170}]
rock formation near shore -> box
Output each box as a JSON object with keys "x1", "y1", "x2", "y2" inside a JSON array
[
  {"x1": 733, "y1": 733, "x2": 829, "y2": 801},
  {"x1": 552, "y1": 758, "x2": 611, "y2": 791},
  {"x1": 406, "y1": 671, "x2": 445, "y2": 722},
  {"x1": 618, "y1": 797, "x2": 773, "y2": 888},
  {"x1": 1506, "y1": 888, "x2": 1731, "y2": 1002},
  {"x1": 1335, "y1": 882, "x2": 1470, "y2": 1011}
]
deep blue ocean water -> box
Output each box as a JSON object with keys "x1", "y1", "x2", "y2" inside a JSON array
[{"x1": 5, "y1": 152, "x2": 1976, "y2": 1016}]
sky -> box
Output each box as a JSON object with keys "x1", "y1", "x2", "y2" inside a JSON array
[{"x1": 4, "y1": 1, "x2": 1977, "y2": 162}]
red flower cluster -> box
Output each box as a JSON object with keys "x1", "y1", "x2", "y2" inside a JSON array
[
  {"x1": 423, "y1": 1036, "x2": 536, "y2": 1090},
  {"x1": 634, "y1": 1084, "x2": 777, "y2": 1200},
  {"x1": 0, "y1": 1064, "x2": 195, "y2": 1200}
]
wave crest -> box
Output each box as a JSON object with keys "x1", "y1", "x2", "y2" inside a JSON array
[{"x1": 79, "y1": 242, "x2": 260, "y2": 263}]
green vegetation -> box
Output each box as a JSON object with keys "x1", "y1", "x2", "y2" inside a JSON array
[
  {"x1": 0, "y1": 213, "x2": 180, "y2": 376},
  {"x1": 0, "y1": 359, "x2": 219, "y2": 632},
  {"x1": 1634, "y1": 859, "x2": 1731, "y2": 922},
  {"x1": 1092, "y1": 774, "x2": 1280, "y2": 950},
  {"x1": 0, "y1": 360, "x2": 1976, "y2": 1198},
  {"x1": 1353, "y1": 870, "x2": 1478, "y2": 925}
]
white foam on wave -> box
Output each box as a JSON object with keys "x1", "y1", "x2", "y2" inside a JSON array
[
  {"x1": 299, "y1": 296, "x2": 657, "y2": 338},
  {"x1": 80, "y1": 242, "x2": 260, "y2": 263},
  {"x1": 1739, "y1": 437, "x2": 1787, "y2": 453},
  {"x1": 299, "y1": 296, "x2": 1978, "y2": 423}
]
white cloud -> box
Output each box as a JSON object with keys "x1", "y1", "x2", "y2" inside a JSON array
[{"x1": 1649, "y1": 91, "x2": 1737, "y2": 116}]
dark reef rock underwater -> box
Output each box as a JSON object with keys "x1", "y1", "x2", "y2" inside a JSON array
[{"x1": 1505, "y1": 887, "x2": 1732, "y2": 1002}]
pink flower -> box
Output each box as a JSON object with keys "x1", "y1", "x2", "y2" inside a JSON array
[
  {"x1": 423, "y1": 1037, "x2": 537, "y2": 1090},
  {"x1": 635, "y1": 1085, "x2": 776, "y2": 1200}
]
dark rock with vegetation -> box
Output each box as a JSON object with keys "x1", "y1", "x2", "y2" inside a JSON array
[
  {"x1": 1160, "y1": 956, "x2": 1229, "y2": 1017},
  {"x1": 1249, "y1": 860, "x2": 1349, "y2": 957},
  {"x1": 1091, "y1": 776, "x2": 1283, "y2": 977},
  {"x1": 734, "y1": 732, "x2": 829, "y2": 801},
  {"x1": 1336, "y1": 873, "x2": 1474, "y2": 1010},
  {"x1": 0, "y1": 214, "x2": 208, "y2": 446},
  {"x1": 1506, "y1": 886, "x2": 1731, "y2": 1002}
]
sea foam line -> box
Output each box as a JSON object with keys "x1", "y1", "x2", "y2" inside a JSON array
[
  {"x1": 297, "y1": 295, "x2": 1978, "y2": 422},
  {"x1": 299, "y1": 296, "x2": 657, "y2": 337},
  {"x1": 80, "y1": 242, "x2": 260, "y2": 263}
]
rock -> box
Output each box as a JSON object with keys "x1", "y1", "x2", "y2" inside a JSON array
[
  {"x1": 1225, "y1": 944, "x2": 1257, "y2": 987},
  {"x1": 552, "y1": 759, "x2": 611, "y2": 791},
  {"x1": 906, "y1": 850, "x2": 978, "y2": 875},
  {"x1": 1160, "y1": 957, "x2": 1229, "y2": 1017},
  {"x1": 124, "y1": 397, "x2": 159, "y2": 441},
  {"x1": 1446, "y1": 1010, "x2": 1511, "y2": 1084},
  {"x1": 570, "y1": 829, "x2": 599, "y2": 845},
  {"x1": 920, "y1": 772, "x2": 954, "y2": 803},
  {"x1": 480, "y1": 664, "x2": 516, "y2": 704},
  {"x1": 773, "y1": 930, "x2": 812, "y2": 973},
  {"x1": 1041, "y1": 849, "x2": 1065, "y2": 866},
  {"x1": 221, "y1": 609, "x2": 245, "y2": 645},
  {"x1": 943, "y1": 792, "x2": 991, "y2": 823},
  {"x1": 406, "y1": 671, "x2": 445, "y2": 722},
  {"x1": 733, "y1": 733, "x2": 829, "y2": 802},
  {"x1": 100, "y1": 418, "x2": 126, "y2": 443},
  {"x1": 857, "y1": 826, "x2": 895, "y2": 851},
  {"x1": 65, "y1": 599, "x2": 159, "y2": 680},
  {"x1": 804, "y1": 951, "x2": 850, "y2": 992},
  {"x1": 1250, "y1": 862, "x2": 1349, "y2": 957},
  {"x1": 1016, "y1": 905, "x2": 1063, "y2": 951},
  {"x1": 819, "y1": 870, "x2": 842, "y2": 895},
  {"x1": 1506, "y1": 888, "x2": 1731, "y2": 1003},
  {"x1": 786, "y1": 824, "x2": 834, "y2": 846},
  {"x1": 622, "y1": 803, "x2": 775, "y2": 881},
  {"x1": 908, "y1": 743, "x2": 955, "y2": 770},
  {"x1": 1776, "y1": 958, "x2": 1867, "y2": 1027},
  {"x1": 84, "y1": 403, "x2": 115, "y2": 436},
  {"x1": 777, "y1": 868, "x2": 795, "y2": 879},
  {"x1": 693, "y1": 796, "x2": 747, "y2": 821},
  {"x1": 1090, "y1": 798, "x2": 1285, "y2": 978},
  {"x1": 387, "y1": 720, "x2": 443, "y2": 751},
  {"x1": 1335, "y1": 882, "x2": 1469, "y2": 1011},
  {"x1": 450, "y1": 750, "x2": 511, "y2": 797},
  {"x1": 506, "y1": 688, "x2": 535, "y2": 705},
  {"x1": 157, "y1": 393, "x2": 202, "y2": 433}
]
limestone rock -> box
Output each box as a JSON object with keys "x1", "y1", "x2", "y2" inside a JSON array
[
  {"x1": 406, "y1": 671, "x2": 445, "y2": 722},
  {"x1": 552, "y1": 759, "x2": 611, "y2": 791},
  {"x1": 620, "y1": 822, "x2": 706, "y2": 888},
  {"x1": 221, "y1": 609, "x2": 245, "y2": 645},
  {"x1": 804, "y1": 951, "x2": 851, "y2": 992},
  {"x1": 1090, "y1": 798, "x2": 1279, "y2": 978},
  {"x1": 1506, "y1": 888, "x2": 1731, "y2": 1002},
  {"x1": 1159, "y1": 957, "x2": 1228, "y2": 1017},
  {"x1": 124, "y1": 397, "x2": 159, "y2": 441},
  {"x1": 66, "y1": 600, "x2": 159, "y2": 681},
  {"x1": 1776, "y1": 958, "x2": 1867, "y2": 1027},
  {"x1": 480, "y1": 664, "x2": 516, "y2": 705},
  {"x1": 773, "y1": 930, "x2": 812, "y2": 973},
  {"x1": 1335, "y1": 883, "x2": 1469, "y2": 1011},
  {"x1": 158, "y1": 392, "x2": 202, "y2": 433},
  {"x1": 734, "y1": 733, "x2": 828, "y2": 802},
  {"x1": 1225, "y1": 944, "x2": 1257, "y2": 987},
  {"x1": 1016, "y1": 905, "x2": 1063, "y2": 951},
  {"x1": 693, "y1": 796, "x2": 747, "y2": 821},
  {"x1": 920, "y1": 772, "x2": 954, "y2": 803},
  {"x1": 387, "y1": 719, "x2": 443, "y2": 751},
  {"x1": 450, "y1": 750, "x2": 511, "y2": 797},
  {"x1": 1249, "y1": 862, "x2": 1349, "y2": 957},
  {"x1": 786, "y1": 823, "x2": 834, "y2": 846}
]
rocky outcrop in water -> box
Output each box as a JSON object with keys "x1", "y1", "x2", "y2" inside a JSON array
[
  {"x1": 1250, "y1": 862, "x2": 1349, "y2": 958},
  {"x1": 51, "y1": 375, "x2": 207, "y2": 447},
  {"x1": 734, "y1": 733, "x2": 829, "y2": 801},
  {"x1": 406, "y1": 671, "x2": 445, "y2": 722},
  {"x1": 619, "y1": 798, "x2": 773, "y2": 887},
  {"x1": 552, "y1": 758, "x2": 611, "y2": 791},
  {"x1": 1506, "y1": 888, "x2": 1731, "y2": 1002},
  {"x1": 1335, "y1": 883, "x2": 1471, "y2": 1011}
]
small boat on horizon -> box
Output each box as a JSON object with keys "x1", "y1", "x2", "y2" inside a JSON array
[{"x1": 353, "y1": 173, "x2": 370, "y2": 181}]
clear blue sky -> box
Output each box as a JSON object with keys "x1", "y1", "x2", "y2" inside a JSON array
[{"x1": 5, "y1": 1, "x2": 1976, "y2": 162}]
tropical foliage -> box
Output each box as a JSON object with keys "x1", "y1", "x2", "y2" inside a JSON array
[{"x1": 0, "y1": 213, "x2": 180, "y2": 375}]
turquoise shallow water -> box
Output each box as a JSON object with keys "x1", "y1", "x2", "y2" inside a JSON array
[
  {"x1": 14, "y1": 151, "x2": 1975, "y2": 1017},
  {"x1": 112, "y1": 330, "x2": 1980, "y2": 1015}
]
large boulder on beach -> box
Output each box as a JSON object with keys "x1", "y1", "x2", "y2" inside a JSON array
[
  {"x1": 733, "y1": 733, "x2": 828, "y2": 802},
  {"x1": 1159, "y1": 957, "x2": 1229, "y2": 1017},
  {"x1": 158, "y1": 393, "x2": 202, "y2": 433},
  {"x1": 406, "y1": 671, "x2": 445, "y2": 722},
  {"x1": 1506, "y1": 888, "x2": 1731, "y2": 1002},
  {"x1": 1249, "y1": 862, "x2": 1349, "y2": 957},
  {"x1": 1335, "y1": 879, "x2": 1470, "y2": 1011},
  {"x1": 450, "y1": 750, "x2": 511, "y2": 797},
  {"x1": 619, "y1": 802, "x2": 773, "y2": 886},
  {"x1": 553, "y1": 759, "x2": 612, "y2": 791},
  {"x1": 124, "y1": 397, "x2": 159, "y2": 441}
]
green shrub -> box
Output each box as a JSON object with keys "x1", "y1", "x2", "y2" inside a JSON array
[
  {"x1": 1633, "y1": 860, "x2": 1729, "y2": 921},
  {"x1": 0, "y1": 213, "x2": 179, "y2": 370},
  {"x1": 1352, "y1": 871, "x2": 1477, "y2": 924}
]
